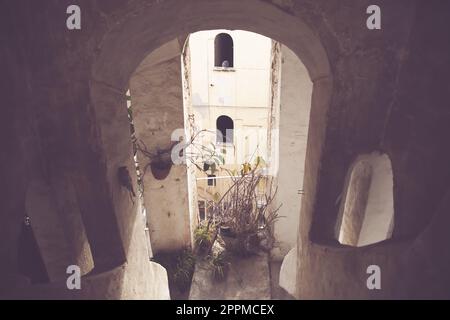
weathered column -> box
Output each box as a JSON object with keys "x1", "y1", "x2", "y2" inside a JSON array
[{"x1": 130, "y1": 37, "x2": 193, "y2": 254}]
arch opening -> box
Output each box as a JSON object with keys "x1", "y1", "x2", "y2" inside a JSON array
[
  {"x1": 89, "y1": 0, "x2": 332, "y2": 300},
  {"x1": 336, "y1": 153, "x2": 395, "y2": 247}
]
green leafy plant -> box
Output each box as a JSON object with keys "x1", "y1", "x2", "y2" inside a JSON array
[
  {"x1": 173, "y1": 249, "x2": 196, "y2": 291},
  {"x1": 194, "y1": 224, "x2": 213, "y2": 253},
  {"x1": 209, "y1": 251, "x2": 230, "y2": 281}
]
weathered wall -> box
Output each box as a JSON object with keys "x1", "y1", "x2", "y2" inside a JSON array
[
  {"x1": 358, "y1": 153, "x2": 394, "y2": 246},
  {"x1": 1, "y1": 0, "x2": 450, "y2": 300},
  {"x1": 1, "y1": 0, "x2": 171, "y2": 299},
  {"x1": 337, "y1": 160, "x2": 372, "y2": 246},
  {"x1": 25, "y1": 179, "x2": 94, "y2": 281},
  {"x1": 272, "y1": 45, "x2": 312, "y2": 260},
  {"x1": 298, "y1": 0, "x2": 450, "y2": 299},
  {"x1": 182, "y1": 37, "x2": 201, "y2": 248},
  {"x1": 190, "y1": 30, "x2": 273, "y2": 205},
  {"x1": 190, "y1": 30, "x2": 272, "y2": 109},
  {"x1": 130, "y1": 38, "x2": 193, "y2": 254}
]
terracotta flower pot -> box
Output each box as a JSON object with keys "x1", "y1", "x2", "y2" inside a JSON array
[
  {"x1": 221, "y1": 231, "x2": 259, "y2": 256},
  {"x1": 219, "y1": 225, "x2": 234, "y2": 237},
  {"x1": 150, "y1": 160, "x2": 172, "y2": 180}
]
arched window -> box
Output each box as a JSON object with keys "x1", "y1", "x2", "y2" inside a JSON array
[
  {"x1": 214, "y1": 33, "x2": 234, "y2": 68},
  {"x1": 216, "y1": 115, "x2": 234, "y2": 144},
  {"x1": 336, "y1": 153, "x2": 394, "y2": 247}
]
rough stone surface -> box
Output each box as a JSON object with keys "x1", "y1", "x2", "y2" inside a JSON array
[
  {"x1": 130, "y1": 38, "x2": 193, "y2": 254},
  {"x1": 1, "y1": 0, "x2": 450, "y2": 299},
  {"x1": 189, "y1": 253, "x2": 271, "y2": 300}
]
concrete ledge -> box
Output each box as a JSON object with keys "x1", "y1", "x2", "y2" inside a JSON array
[{"x1": 189, "y1": 252, "x2": 271, "y2": 300}]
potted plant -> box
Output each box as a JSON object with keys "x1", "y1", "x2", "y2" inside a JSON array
[
  {"x1": 214, "y1": 164, "x2": 281, "y2": 256},
  {"x1": 150, "y1": 151, "x2": 173, "y2": 180},
  {"x1": 136, "y1": 140, "x2": 177, "y2": 181}
]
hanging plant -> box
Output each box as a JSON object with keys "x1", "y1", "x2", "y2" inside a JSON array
[
  {"x1": 150, "y1": 151, "x2": 173, "y2": 180},
  {"x1": 150, "y1": 160, "x2": 172, "y2": 180},
  {"x1": 136, "y1": 128, "x2": 225, "y2": 182},
  {"x1": 137, "y1": 140, "x2": 177, "y2": 181}
]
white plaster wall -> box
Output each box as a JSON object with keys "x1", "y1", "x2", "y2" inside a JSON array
[
  {"x1": 272, "y1": 46, "x2": 312, "y2": 260},
  {"x1": 193, "y1": 105, "x2": 270, "y2": 164},
  {"x1": 189, "y1": 30, "x2": 273, "y2": 202},
  {"x1": 189, "y1": 30, "x2": 272, "y2": 109}
]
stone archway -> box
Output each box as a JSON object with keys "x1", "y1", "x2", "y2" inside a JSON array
[
  {"x1": 3, "y1": 0, "x2": 449, "y2": 301},
  {"x1": 89, "y1": 0, "x2": 332, "y2": 299}
]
